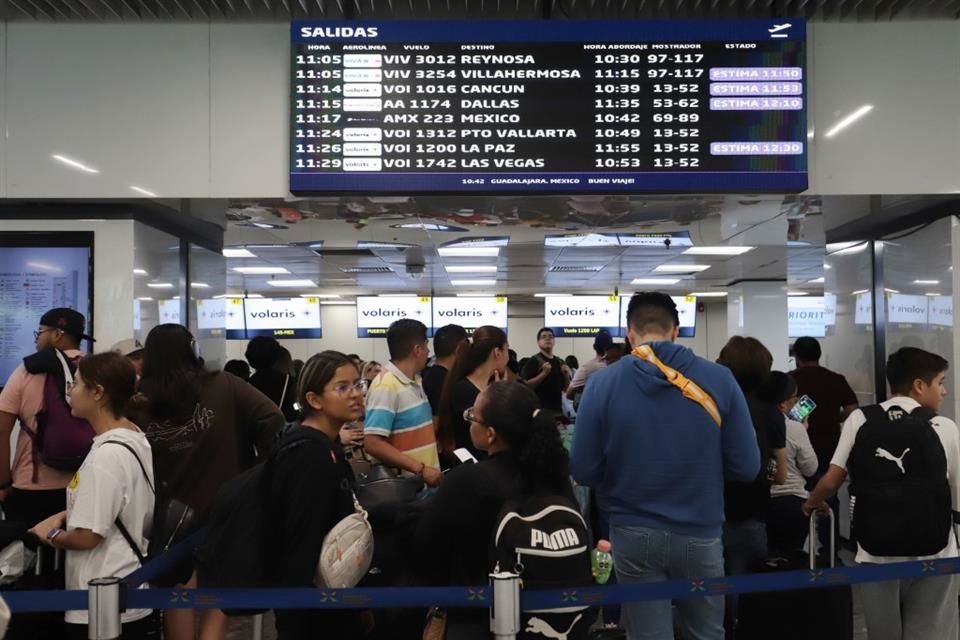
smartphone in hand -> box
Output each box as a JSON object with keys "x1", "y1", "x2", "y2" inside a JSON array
[{"x1": 788, "y1": 395, "x2": 817, "y2": 423}]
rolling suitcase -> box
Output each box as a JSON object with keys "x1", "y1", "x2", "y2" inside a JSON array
[{"x1": 737, "y1": 509, "x2": 852, "y2": 640}]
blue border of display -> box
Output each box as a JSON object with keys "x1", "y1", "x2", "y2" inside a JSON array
[{"x1": 291, "y1": 19, "x2": 807, "y2": 43}]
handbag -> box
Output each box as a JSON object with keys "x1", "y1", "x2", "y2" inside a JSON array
[
  {"x1": 315, "y1": 493, "x2": 374, "y2": 589},
  {"x1": 422, "y1": 607, "x2": 447, "y2": 640}
]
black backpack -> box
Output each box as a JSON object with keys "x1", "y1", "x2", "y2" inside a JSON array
[
  {"x1": 849, "y1": 404, "x2": 953, "y2": 556},
  {"x1": 493, "y1": 495, "x2": 594, "y2": 640},
  {"x1": 193, "y1": 435, "x2": 308, "y2": 615}
]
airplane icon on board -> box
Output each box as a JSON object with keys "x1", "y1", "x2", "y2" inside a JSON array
[{"x1": 769, "y1": 23, "x2": 792, "y2": 38}]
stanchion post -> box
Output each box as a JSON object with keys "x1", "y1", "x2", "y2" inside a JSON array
[
  {"x1": 87, "y1": 577, "x2": 123, "y2": 640},
  {"x1": 489, "y1": 571, "x2": 521, "y2": 640},
  {"x1": 252, "y1": 613, "x2": 264, "y2": 640}
]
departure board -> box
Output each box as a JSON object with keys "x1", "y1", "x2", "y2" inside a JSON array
[{"x1": 290, "y1": 20, "x2": 807, "y2": 194}]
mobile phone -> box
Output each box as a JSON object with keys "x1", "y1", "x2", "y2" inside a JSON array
[{"x1": 788, "y1": 395, "x2": 817, "y2": 423}]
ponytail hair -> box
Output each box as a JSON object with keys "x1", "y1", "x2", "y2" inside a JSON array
[
  {"x1": 436, "y1": 326, "x2": 508, "y2": 449},
  {"x1": 481, "y1": 381, "x2": 569, "y2": 493}
]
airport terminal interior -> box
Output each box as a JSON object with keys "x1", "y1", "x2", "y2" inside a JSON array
[{"x1": 3, "y1": 1, "x2": 960, "y2": 639}]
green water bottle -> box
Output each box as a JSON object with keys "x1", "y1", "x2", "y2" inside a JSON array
[{"x1": 591, "y1": 539, "x2": 613, "y2": 585}]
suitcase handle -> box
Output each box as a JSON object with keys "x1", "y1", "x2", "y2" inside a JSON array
[{"x1": 809, "y1": 507, "x2": 836, "y2": 570}]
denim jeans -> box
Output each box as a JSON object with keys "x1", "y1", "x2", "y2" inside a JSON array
[
  {"x1": 611, "y1": 525, "x2": 725, "y2": 640},
  {"x1": 723, "y1": 519, "x2": 768, "y2": 639}
]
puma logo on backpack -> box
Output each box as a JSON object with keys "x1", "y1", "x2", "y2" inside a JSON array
[
  {"x1": 493, "y1": 496, "x2": 594, "y2": 640},
  {"x1": 850, "y1": 404, "x2": 952, "y2": 556}
]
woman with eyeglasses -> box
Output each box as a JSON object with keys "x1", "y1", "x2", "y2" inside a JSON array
[
  {"x1": 270, "y1": 350, "x2": 368, "y2": 639},
  {"x1": 416, "y1": 381, "x2": 573, "y2": 639},
  {"x1": 436, "y1": 326, "x2": 510, "y2": 461}
]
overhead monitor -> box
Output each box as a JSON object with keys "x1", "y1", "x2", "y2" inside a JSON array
[
  {"x1": 544, "y1": 295, "x2": 621, "y2": 338},
  {"x1": 432, "y1": 296, "x2": 508, "y2": 335},
  {"x1": 619, "y1": 295, "x2": 697, "y2": 338},
  {"x1": 290, "y1": 19, "x2": 807, "y2": 194},
  {"x1": 356, "y1": 295, "x2": 432, "y2": 337},
  {"x1": 788, "y1": 296, "x2": 825, "y2": 338},
  {"x1": 0, "y1": 233, "x2": 93, "y2": 385},
  {"x1": 225, "y1": 297, "x2": 323, "y2": 339}
]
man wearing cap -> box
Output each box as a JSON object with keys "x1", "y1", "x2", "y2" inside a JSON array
[
  {"x1": 0, "y1": 308, "x2": 93, "y2": 638},
  {"x1": 112, "y1": 338, "x2": 145, "y2": 379},
  {"x1": 566, "y1": 329, "x2": 624, "y2": 409}
]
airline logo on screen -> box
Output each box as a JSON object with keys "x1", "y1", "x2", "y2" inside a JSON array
[{"x1": 301, "y1": 26, "x2": 378, "y2": 38}]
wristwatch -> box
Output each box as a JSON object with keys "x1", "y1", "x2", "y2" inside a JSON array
[{"x1": 47, "y1": 528, "x2": 63, "y2": 543}]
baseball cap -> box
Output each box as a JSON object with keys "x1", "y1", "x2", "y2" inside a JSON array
[
  {"x1": 111, "y1": 338, "x2": 144, "y2": 357},
  {"x1": 39, "y1": 308, "x2": 94, "y2": 343},
  {"x1": 593, "y1": 329, "x2": 614, "y2": 352}
]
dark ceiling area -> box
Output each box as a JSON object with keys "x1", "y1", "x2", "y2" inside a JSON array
[{"x1": 5, "y1": 0, "x2": 960, "y2": 25}]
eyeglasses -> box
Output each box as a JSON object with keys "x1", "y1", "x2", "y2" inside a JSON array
[
  {"x1": 328, "y1": 381, "x2": 366, "y2": 397},
  {"x1": 34, "y1": 329, "x2": 55, "y2": 340},
  {"x1": 463, "y1": 407, "x2": 483, "y2": 425}
]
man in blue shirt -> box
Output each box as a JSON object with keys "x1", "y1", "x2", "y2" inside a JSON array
[{"x1": 572, "y1": 292, "x2": 760, "y2": 640}]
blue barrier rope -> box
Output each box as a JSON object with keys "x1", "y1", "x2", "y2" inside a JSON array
[
  {"x1": 123, "y1": 529, "x2": 206, "y2": 587},
  {"x1": 7, "y1": 555, "x2": 960, "y2": 613}
]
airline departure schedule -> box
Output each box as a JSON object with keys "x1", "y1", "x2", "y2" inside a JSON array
[{"x1": 290, "y1": 20, "x2": 807, "y2": 193}]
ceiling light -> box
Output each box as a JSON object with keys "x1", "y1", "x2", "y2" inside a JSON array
[
  {"x1": 438, "y1": 247, "x2": 500, "y2": 258},
  {"x1": 787, "y1": 291, "x2": 809, "y2": 296},
  {"x1": 824, "y1": 104, "x2": 874, "y2": 138},
  {"x1": 223, "y1": 248, "x2": 257, "y2": 259},
  {"x1": 300, "y1": 294, "x2": 340, "y2": 298},
  {"x1": 808, "y1": 277, "x2": 825, "y2": 284},
  {"x1": 51, "y1": 154, "x2": 100, "y2": 174},
  {"x1": 147, "y1": 283, "x2": 174, "y2": 289},
  {"x1": 214, "y1": 293, "x2": 264, "y2": 299},
  {"x1": 688, "y1": 292, "x2": 728, "y2": 297},
  {"x1": 136, "y1": 297, "x2": 154, "y2": 301},
  {"x1": 631, "y1": 278, "x2": 681, "y2": 285},
  {"x1": 913, "y1": 279, "x2": 940, "y2": 285},
  {"x1": 457, "y1": 293, "x2": 496, "y2": 298},
  {"x1": 534, "y1": 293, "x2": 559, "y2": 298},
  {"x1": 807, "y1": 130, "x2": 814, "y2": 140},
  {"x1": 130, "y1": 186, "x2": 157, "y2": 197},
  {"x1": 378, "y1": 293, "x2": 417, "y2": 297},
  {"x1": 927, "y1": 293, "x2": 941, "y2": 297},
  {"x1": 683, "y1": 246, "x2": 755, "y2": 256},
  {"x1": 133, "y1": 269, "x2": 149, "y2": 276},
  {"x1": 444, "y1": 265, "x2": 498, "y2": 274},
  {"x1": 653, "y1": 264, "x2": 712, "y2": 273},
  {"x1": 451, "y1": 279, "x2": 496, "y2": 287},
  {"x1": 825, "y1": 264, "x2": 832, "y2": 270},
  {"x1": 191, "y1": 282, "x2": 210, "y2": 289},
  {"x1": 885, "y1": 288, "x2": 900, "y2": 294},
  {"x1": 320, "y1": 300, "x2": 356, "y2": 306},
  {"x1": 266, "y1": 279, "x2": 318, "y2": 287},
  {"x1": 851, "y1": 289, "x2": 870, "y2": 296},
  {"x1": 233, "y1": 266, "x2": 290, "y2": 275}
]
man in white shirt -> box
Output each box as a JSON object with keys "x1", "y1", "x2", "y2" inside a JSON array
[{"x1": 804, "y1": 347, "x2": 960, "y2": 640}]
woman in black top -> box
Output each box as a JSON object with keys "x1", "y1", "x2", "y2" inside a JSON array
[
  {"x1": 271, "y1": 350, "x2": 367, "y2": 639},
  {"x1": 436, "y1": 326, "x2": 509, "y2": 460},
  {"x1": 246, "y1": 336, "x2": 299, "y2": 422},
  {"x1": 417, "y1": 381, "x2": 572, "y2": 639}
]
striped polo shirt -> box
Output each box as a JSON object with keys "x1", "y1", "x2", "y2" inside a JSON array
[{"x1": 364, "y1": 361, "x2": 440, "y2": 471}]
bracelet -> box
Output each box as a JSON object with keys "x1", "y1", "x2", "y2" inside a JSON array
[{"x1": 47, "y1": 528, "x2": 64, "y2": 544}]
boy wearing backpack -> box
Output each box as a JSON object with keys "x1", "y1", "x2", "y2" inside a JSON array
[{"x1": 804, "y1": 347, "x2": 960, "y2": 640}]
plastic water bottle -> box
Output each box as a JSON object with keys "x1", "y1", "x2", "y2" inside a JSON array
[{"x1": 591, "y1": 540, "x2": 614, "y2": 585}]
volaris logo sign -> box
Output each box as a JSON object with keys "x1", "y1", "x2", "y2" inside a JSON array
[
  {"x1": 432, "y1": 297, "x2": 507, "y2": 334},
  {"x1": 226, "y1": 297, "x2": 322, "y2": 339},
  {"x1": 356, "y1": 296, "x2": 432, "y2": 337},
  {"x1": 544, "y1": 296, "x2": 620, "y2": 337}
]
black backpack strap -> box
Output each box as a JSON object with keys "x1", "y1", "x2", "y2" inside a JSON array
[
  {"x1": 861, "y1": 405, "x2": 888, "y2": 424},
  {"x1": 101, "y1": 440, "x2": 153, "y2": 565},
  {"x1": 103, "y1": 441, "x2": 155, "y2": 494},
  {"x1": 908, "y1": 406, "x2": 938, "y2": 423}
]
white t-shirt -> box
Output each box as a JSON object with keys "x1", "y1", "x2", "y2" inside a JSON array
[
  {"x1": 65, "y1": 428, "x2": 155, "y2": 625},
  {"x1": 771, "y1": 418, "x2": 819, "y2": 500},
  {"x1": 831, "y1": 397, "x2": 960, "y2": 564}
]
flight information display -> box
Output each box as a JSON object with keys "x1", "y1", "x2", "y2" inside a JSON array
[{"x1": 290, "y1": 19, "x2": 807, "y2": 194}]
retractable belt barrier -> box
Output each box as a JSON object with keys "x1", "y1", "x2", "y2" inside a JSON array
[{"x1": 5, "y1": 554, "x2": 960, "y2": 614}]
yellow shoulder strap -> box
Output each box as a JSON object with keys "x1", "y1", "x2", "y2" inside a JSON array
[{"x1": 633, "y1": 345, "x2": 722, "y2": 427}]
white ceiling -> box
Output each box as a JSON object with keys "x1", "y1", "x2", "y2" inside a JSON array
[{"x1": 221, "y1": 194, "x2": 826, "y2": 297}]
